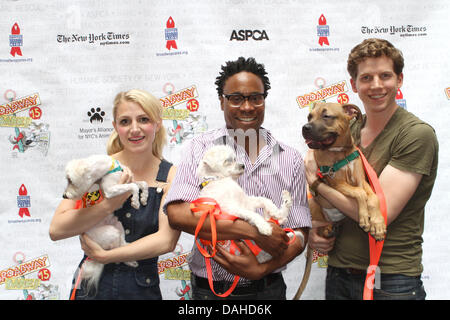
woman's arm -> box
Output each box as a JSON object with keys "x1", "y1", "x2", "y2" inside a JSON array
[
  {"x1": 80, "y1": 166, "x2": 182, "y2": 263},
  {"x1": 49, "y1": 168, "x2": 134, "y2": 241}
]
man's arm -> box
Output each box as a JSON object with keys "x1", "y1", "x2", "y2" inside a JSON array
[
  {"x1": 212, "y1": 228, "x2": 308, "y2": 280},
  {"x1": 304, "y1": 150, "x2": 422, "y2": 226},
  {"x1": 166, "y1": 201, "x2": 290, "y2": 257}
]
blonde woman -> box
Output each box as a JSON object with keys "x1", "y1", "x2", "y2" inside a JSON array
[{"x1": 50, "y1": 89, "x2": 179, "y2": 300}]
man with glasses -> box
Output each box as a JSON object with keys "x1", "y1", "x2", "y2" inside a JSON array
[{"x1": 164, "y1": 57, "x2": 311, "y2": 300}]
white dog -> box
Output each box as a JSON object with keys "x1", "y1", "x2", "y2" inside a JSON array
[
  {"x1": 196, "y1": 145, "x2": 297, "y2": 262},
  {"x1": 63, "y1": 154, "x2": 148, "y2": 292}
]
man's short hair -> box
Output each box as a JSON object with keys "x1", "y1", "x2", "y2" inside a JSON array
[
  {"x1": 347, "y1": 38, "x2": 404, "y2": 79},
  {"x1": 215, "y1": 57, "x2": 271, "y2": 97}
]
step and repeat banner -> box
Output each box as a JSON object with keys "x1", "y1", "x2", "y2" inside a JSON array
[{"x1": 0, "y1": 0, "x2": 448, "y2": 300}]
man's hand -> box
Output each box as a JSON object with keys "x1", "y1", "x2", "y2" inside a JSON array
[
  {"x1": 213, "y1": 240, "x2": 265, "y2": 280},
  {"x1": 252, "y1": 222, "x2": 289, "y2": 258}
]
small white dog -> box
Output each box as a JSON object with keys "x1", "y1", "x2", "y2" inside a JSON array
[
  {"x1": 63, "y1": 154, "x2": 148, "y2": 292},
  {"x1": 197, "y1": 145, "x2": 294, "y2": 259}
]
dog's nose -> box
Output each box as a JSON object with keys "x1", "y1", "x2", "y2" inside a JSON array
[
  {"x1": 302, "y1": 123, "x2": 312, "y2": 133},
  {"x1": 239, "y1": 163, "x2": 244, "y2": 170},
  {"x1": 62, "y1": 193, "x2": 68, "y2": 199}
]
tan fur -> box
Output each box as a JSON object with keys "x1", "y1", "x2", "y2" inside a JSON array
[{"x1": 293, "y1": 102, "x2": 386, "y2": 300}]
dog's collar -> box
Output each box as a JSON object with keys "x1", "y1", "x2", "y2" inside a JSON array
[
  {"x1": 317, "y1": 150, "x2": 360, "y2": 178},
  {"x1": 107, "y1": 159, "x2": 123, "y2": 175},
  {"x1": 199, "y1": 176, "x2": 218, "y2": 189}
]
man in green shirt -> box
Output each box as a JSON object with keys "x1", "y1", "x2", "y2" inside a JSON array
[{"x1": 304, "y1": 38, "x2": 438, "y2": 300}]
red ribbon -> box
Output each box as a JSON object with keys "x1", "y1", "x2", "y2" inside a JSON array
[
  {"x1": 318, "y1": 14, "x2": 329, "y2": 46},
  {"x1": 166, "y1": 17, "x2": 178, "y2": 50},
  {"x1": 356, "y1": 147, "x2": 387, "y2": 300},
  {"x1": 18, "y1": 184, "x2": 30, "y2": 218},
  {"x1": 10, "y1": 23, "x2": 22, "y2": 57},
  {"x1": 190, "y1": 198, "x2": 296, "y2": 297}
]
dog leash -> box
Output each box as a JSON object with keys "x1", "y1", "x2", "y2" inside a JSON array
[
  {"x1": 190, "y1": 198, "x2": 296, "y2": 298},
  {"x1": 356, "y1": 147, "x2": 387, "y2": 300}
]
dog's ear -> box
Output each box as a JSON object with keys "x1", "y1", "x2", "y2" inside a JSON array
[
  {"x1": 342, "y1": 104, "x2": 362, "y2": 122},
  {"x1": 197, "y1": 157, "x2": 214, "y2": 179}
]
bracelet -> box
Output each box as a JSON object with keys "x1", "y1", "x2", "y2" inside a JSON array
[{"x1": 309, "y1": 178, "x2": 322, "y2": 197}]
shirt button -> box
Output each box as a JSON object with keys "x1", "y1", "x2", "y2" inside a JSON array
[
  {"x1": 146, "y1": 278, "x2": 151, "y2": 284},
  {"x1": 125, "y1": 212, "x2": 131, "y2": 218},
  {"x1": 125, "y1": 229, "x2": 130, "y2": 235}
]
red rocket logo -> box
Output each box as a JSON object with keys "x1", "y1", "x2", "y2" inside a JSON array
[
  {"x1": 317, "y1": 14, "x2": 330, "y2": 46},
  {"x1": 10, "y1": 23, "x2": 23, "y2": 57},
  {"x1": 165, "y1": 17, "x2": 178, "y2": 50},
  {"x1": 17, "y1": 184, "x2": 31, "y2": 218}
]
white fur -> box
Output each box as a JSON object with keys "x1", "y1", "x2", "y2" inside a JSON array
[
  {"x1": 197, "y1": 145, "x2": 293, "y2": 261},
  {"x1": 63, "y1": 154, "x2": 148, "y2": 292}
]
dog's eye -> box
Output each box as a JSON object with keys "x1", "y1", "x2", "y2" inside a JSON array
[{"x1": 323, "y1": 114, "x2": 335, "y2": 120}]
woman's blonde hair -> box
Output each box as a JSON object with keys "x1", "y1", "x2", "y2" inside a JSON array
[{"x1": 107, "y1": 89, "x2": 166, "y2": 158}]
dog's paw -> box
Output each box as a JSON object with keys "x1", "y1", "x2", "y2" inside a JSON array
[
  {"x1": 359, "y1": 214, "x2": 370, "y2": 233},
  {"x1": 258, "y1": 222, "x2": 273, "y2": 236},
  {"x1": 369, "y1": 214, "x2": 386, "y2": 241},
  {"x1": 124, "y1": 261, "x2": 139, "y2": 268},
  {"x1": 140, "y1": 190, "x2": 148, "y2": 206},
  {"x1": 281, "y1": 190, "x2": 292, "y2": 209},
  {"x1": 131, "y1": 199, "x2": 140, "y2": 209}
]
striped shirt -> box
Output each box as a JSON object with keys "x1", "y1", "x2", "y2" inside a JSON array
[{"x1": 163, "y1": 127, "x2": 311, "y2": 283}]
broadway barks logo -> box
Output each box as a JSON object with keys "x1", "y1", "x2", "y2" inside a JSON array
[
  {"x1": 1, "y1": 91, "x2": 50, "y2": 156},
  {"x1": 296, "y1": 80, "x2": 348, "y2": 108}
]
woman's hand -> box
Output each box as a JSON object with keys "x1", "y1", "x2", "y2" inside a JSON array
[
  {"x1": 308, "y1": 220, "x2": 335, "y2": 254},
  {"x1": 80, "y1": 233, "x2": 110, "y2": 264},
  {"x1": 304, "y1": 149, "x2": 319, "y2": 185}
]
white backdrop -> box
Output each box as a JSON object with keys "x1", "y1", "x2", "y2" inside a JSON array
[{"x1": 0, "y1": 0, "x2": 448, "y2": 300}]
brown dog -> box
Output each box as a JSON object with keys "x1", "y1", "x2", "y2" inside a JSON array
[{"x1": 293, "y1": 102, "x2": 386, "y2": 299}]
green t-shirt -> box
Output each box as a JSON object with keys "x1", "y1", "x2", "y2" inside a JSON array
[{"x1": 328, "y1": 107, "x2": 439, "y2": 276}]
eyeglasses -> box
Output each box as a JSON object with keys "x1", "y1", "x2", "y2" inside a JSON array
[{"x1": 223, "y1": 93, "x2": 266, "y2": 108}]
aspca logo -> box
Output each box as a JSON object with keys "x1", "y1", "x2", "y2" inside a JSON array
[{"x1": 230, "y1": 30, "x2": 269, "y2": 41}]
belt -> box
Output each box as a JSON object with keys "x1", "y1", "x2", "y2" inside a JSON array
[
  {"x1": 330, "y1": 266, "x2": 366, "y2": 275},
  {"x1": 193, "y1": 273, "x2": 283, "y2": 296}
]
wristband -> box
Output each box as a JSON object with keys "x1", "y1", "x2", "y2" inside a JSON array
[{"x1": 309, "y1": 178, "x2": 322, "y2": 197}]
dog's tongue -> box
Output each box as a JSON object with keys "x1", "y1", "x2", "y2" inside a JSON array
[
  {"x1": 321, "y1": 136, "x2": 335, "y2": 145},
  {"x1": 305, "y1": 139, "x2": 322, "y2": 149},
  {"x1": 305, "y1": 136, "x2": 335, "y2": 149}
]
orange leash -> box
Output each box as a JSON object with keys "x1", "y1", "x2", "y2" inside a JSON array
[
  {"x1": 356, "y1": 147, "x2": 387, "y2": 300},
  {"x1": 190, "y1": 198, "x2": 296, "y2": 298}
]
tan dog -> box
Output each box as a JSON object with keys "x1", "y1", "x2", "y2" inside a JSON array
[{"x1": 293, "y1": 102, "x2": 386, "y2": 299}]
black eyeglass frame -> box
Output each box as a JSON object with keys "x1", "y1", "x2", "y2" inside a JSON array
[{"x1": 222, "y1": 92, "x2": 267, "y2": 107}]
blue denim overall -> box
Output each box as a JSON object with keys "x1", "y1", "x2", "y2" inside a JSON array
[{"x1": 72, "y1": 159, "x2": 172, "y2": 300}]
